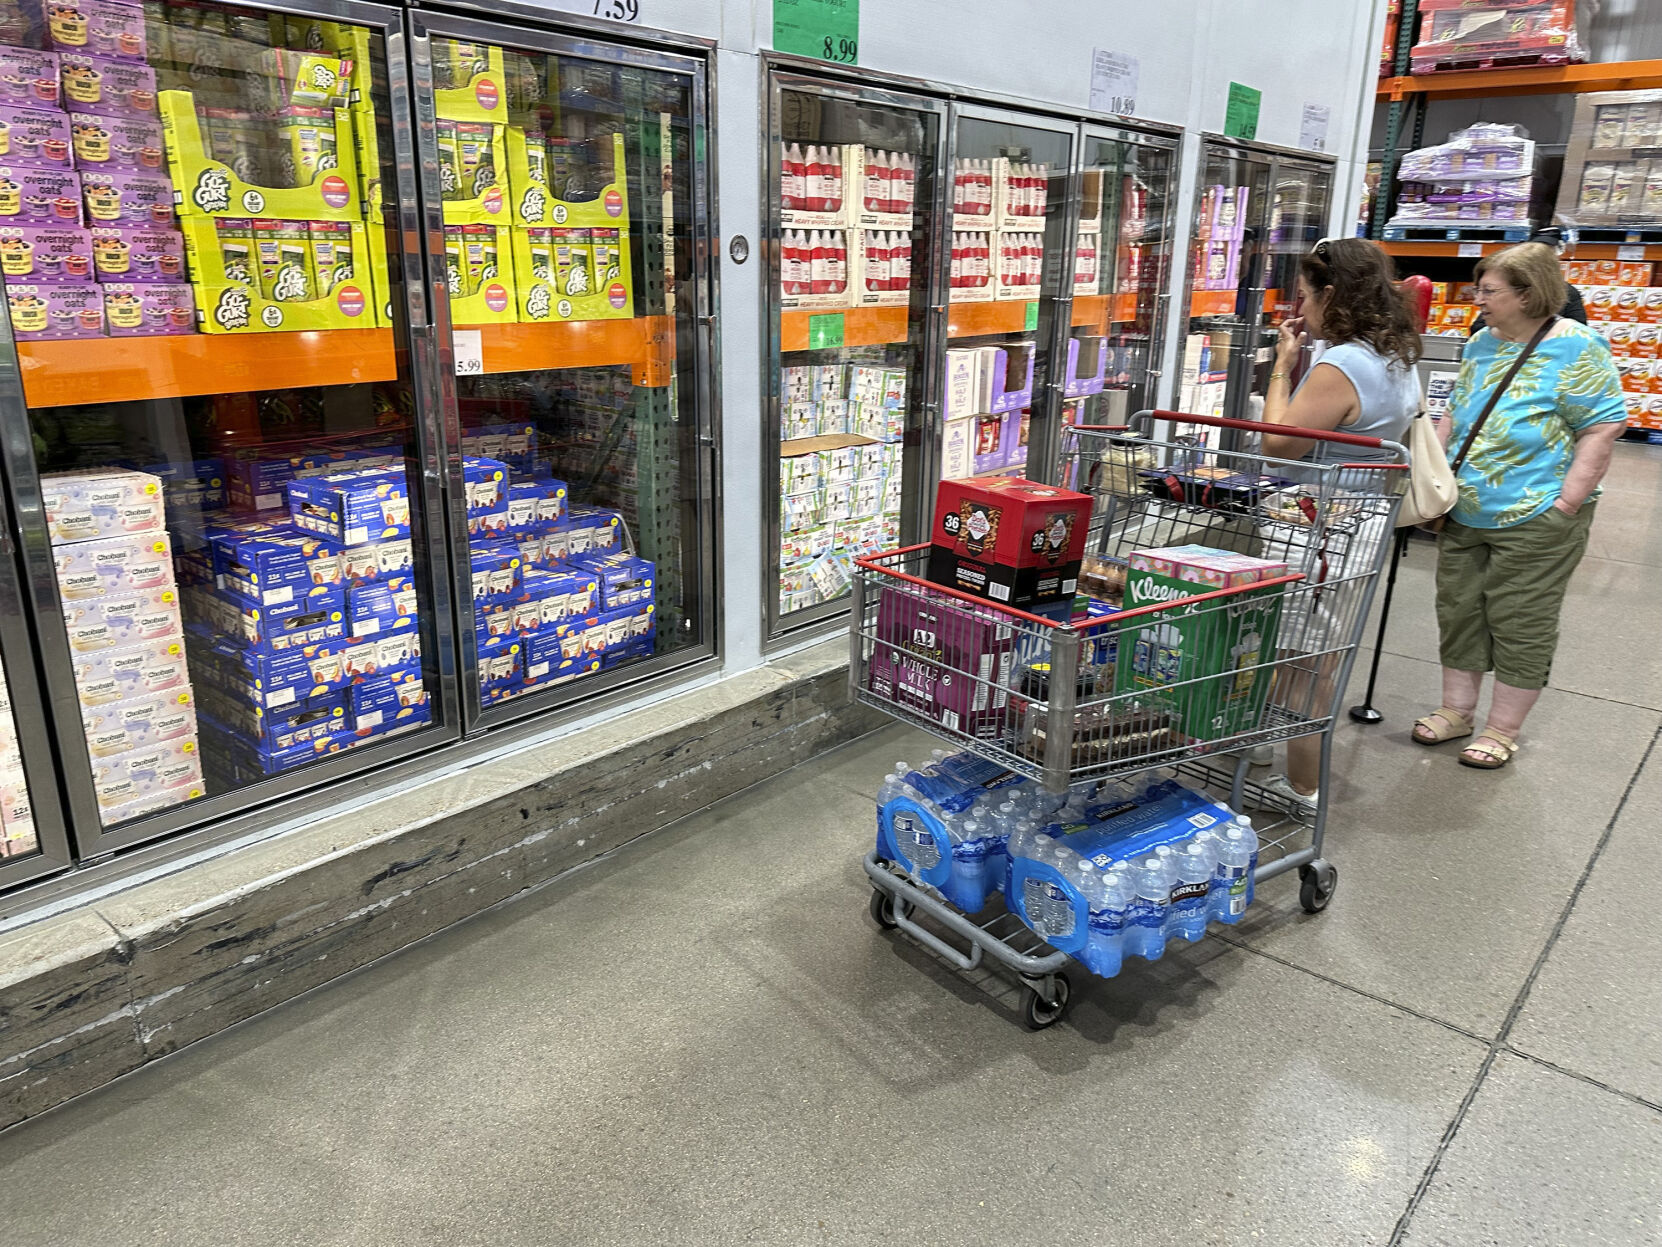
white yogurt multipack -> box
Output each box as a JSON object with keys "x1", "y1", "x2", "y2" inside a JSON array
[
  {"x1": 81, "y1": 688, "x2": 196, "y2": 759},
  {"x1": 91, "y1": 736, "x2": 202, "y2": 812},
  {"x1": 61, "y1": 584, "x2": 181, "y2": 652},
  {"x1": 41, "y1": 469, "x2": 165, "y2": 545},
  {"x1": 70, "y1": 636, "x2": 190, "y2": 707},
  {"x1": 54, "y1": 530, "x2": 175, "y2": 599}
]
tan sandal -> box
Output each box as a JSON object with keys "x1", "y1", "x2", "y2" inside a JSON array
[
  {"x1": 1459, "y1": 731, "x2": 1518, "y2": 770},
  {"x1": 1413, "y1": 706, "x2": 1475, "y2": 746}
]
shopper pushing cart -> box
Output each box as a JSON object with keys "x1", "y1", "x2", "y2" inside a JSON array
[{"x1": 853, "y1": 411, "x2": 1408, "y2": 1028}]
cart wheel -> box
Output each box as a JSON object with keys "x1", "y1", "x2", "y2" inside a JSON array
[
  {"x1": 1019, "y1": 973, "x2": 1072, "y2": 1031},
  {"x1": 1299, "y1": 861, "x2": 1339, "y2": 914},
  {"x1": 868, "y1": 889, "x2": 910, "y2": 930}
]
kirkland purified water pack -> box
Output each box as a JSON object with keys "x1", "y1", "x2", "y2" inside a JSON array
[{"x1": 1004, "y1": 776, "x2": 1258, "y2": 977}]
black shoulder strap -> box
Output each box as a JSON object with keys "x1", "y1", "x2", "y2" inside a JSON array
[{"x1": 1452, "y1": 317, "x2": 1557, "y2": 472}]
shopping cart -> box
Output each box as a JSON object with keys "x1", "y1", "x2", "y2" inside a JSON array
[{"x1": 854, "y1": 409, "x2": 1408, "y2": 1028}]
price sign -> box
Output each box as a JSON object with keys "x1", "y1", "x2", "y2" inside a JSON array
[
  {"x1": 1458, "y1": 242, "x2": 1482, "y2": 258},
  {"x1": 1024, "y1": 301, "x2": 1039, "y2": 332},
  {"x1": 1618, "y1": 244, "x2": 1647, "y2": 260},
  {"x1": 532, "y1": 0, "x2": 641, "y2": 18},
  {"x1": 1300, "y1": 103, "x2": 1331, "y2": 152},
  {"x1": 808, "y1": 312, "x2": 845, "y2": 349},
  {"x1": 1224, "y1": 82, "x2": 1261, "y2": 141},
  {"x1": 1089, "y1": 50, "x2": 1139, "y2": 117},
  {"x1": 453, "y1": 328, "x2": 484, "y2": 376},
  {"x1": 774, "y1": 0, "x2": 859, "y2": 64}
]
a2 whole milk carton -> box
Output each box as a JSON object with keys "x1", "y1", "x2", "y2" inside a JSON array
[{"x1": 1113, "y1": 544, "x2": 1289, "y2": 741}]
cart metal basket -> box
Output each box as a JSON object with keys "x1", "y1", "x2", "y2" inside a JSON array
[{"x1": 855, "y1": 409, "x2": 1409, "y2": 1027}]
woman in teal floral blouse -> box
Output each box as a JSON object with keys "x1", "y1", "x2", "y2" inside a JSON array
[{"x1": 1413, "y1": 243, "x2": 1627, "y2": 770}]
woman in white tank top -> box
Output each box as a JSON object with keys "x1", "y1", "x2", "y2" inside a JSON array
[{"x1": 1255, "y1": 238, "x2": 1422, "y2": 811}]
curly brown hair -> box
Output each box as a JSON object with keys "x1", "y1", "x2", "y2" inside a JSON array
[{"x1": 1299, "y1": 238, "x2": 1422, "y2": 367}]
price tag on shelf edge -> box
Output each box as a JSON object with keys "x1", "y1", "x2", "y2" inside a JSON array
[
  {"x1": 1458, "y1": 242, "x2": 1483, "y2": 258},
  {"x1": 773, "y1": 0, "x2": 860, "y2": 65},
  {"x1": 808, "y1": 312, "x2": 845, "y2": 350},
  {"x1": 1618, "y1": 244, "x2": 1647, "y2": 260},
  {"x1": 453, "y1": 328, "x2": 484, "y2": 376},
  {"x1": 1089, "y1": 49, "x2": 1139, "y2": 117}
]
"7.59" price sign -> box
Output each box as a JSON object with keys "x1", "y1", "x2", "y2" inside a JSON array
[{"x1": 774, "y1": 0, "x2": 860, "y2": 67}]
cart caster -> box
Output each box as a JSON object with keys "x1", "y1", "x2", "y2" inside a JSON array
[
  {"x1": 1299, "y1": 861, "x2": 1339, "y2": 914},
  {"x1": 869, "y1": 888, "x2": 911, "y2": 930},
  {"x1": 1019, "y1": 973, "x2": 1072, "y2": 1031}
]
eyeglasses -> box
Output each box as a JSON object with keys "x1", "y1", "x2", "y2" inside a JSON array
[{"x1": 1474, "y1": 284, "x2": 1520, "y2": 298}]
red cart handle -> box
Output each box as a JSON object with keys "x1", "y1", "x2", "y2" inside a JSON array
[{"x1": 1148, "y1": 408, "x2": 1387, "y2": 449}]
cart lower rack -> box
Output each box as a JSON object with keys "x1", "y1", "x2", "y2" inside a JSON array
[{"x1": 853, "y1": 411, "x2": 1406, "y2": 1028}]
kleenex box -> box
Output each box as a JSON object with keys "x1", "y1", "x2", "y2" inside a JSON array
[{"x1": 287, "y1": 466, "x2": 410, "y2": 545}]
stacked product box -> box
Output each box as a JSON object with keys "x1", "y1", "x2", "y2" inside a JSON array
[
  {"x1": 1388, "y1": 124, "x2": 1535, "y2": 229},
  {"x1": 1177, "y1": 332, "x2": 1230, "y2": 427},
  {"x1": 1191, "y1": 183, "x2": 1248, "y2": 292},
  {"x1": 1557, "y1": 91, "x2": 1662, "y2": 227},
  {"x1": 1423, "y1": 280, "x2": 1479, "y2": 337},
  {"x1": 0, "y1": 19, "x2": 195, "y2": 341},
  {"x1": 42, "y1": 466, "x2": 205, "y2": 824},
  {"x1": 1569, "y1": 257, "x2": 1662, "y2": 431},
  {"x1": 778, "y1": 361, "x2": 906, "y2": 616},
  {"x1": 462, "y1": 444, "x2": 653, "y2": 704},
  {"x1": 939, "y1": 344, "x2": 1035, "y2": 480},
  {"x1": 0, "y1": 660, "x2": 37, "y2": 857},
  {"x1": 182, "y1": 462, "x2": 430, "y2": 785},
  {"x1": 1409, "y1": 0, "x2": 1583, "y2": 75}
]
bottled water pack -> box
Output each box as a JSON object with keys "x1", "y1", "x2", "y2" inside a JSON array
[
  {"x1": 874, "y1": 749, "x2": 1095, "y2": 914},
  {"x1": 1005, "y1": 775, "x2": 1258, "y2": 977}
]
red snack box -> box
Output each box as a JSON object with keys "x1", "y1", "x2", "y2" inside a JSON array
[{"x1": 928, "y1": 475, "x2": 1092, "y2": 607}]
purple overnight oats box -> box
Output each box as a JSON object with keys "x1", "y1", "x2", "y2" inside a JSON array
[
  {"x1": 89, "y1": 224, "x2": 181, "y2": 281},
  {"x1": 80, "y1": 168, "x2": 172, "y2": 227},
  {"x1": 0, "y1": 164, "x2": 82, "y2": 223},
  {"x1": 45, "y1": 0, "x2": 148, "y2": 63},
  {"x1": 0, "y1": 47, "x2": 62, "y2": 107},
  {"x1": 7, "y1": 279, "x2": 104, "y2": 338},
  {"x1": 0, "y1": 222, "x2": 92, "y2": 281},
  {"x1": 69, "y1": 110, "x2": 162, "y2": 172},
  {"x1": 0, "y1": 103, "x2": 74, "y2": 170},
  {"x1": 59, "y1": 52, "x2": 153, "y2": 117},
  {"x1": 102, "y1": 280, "x2": 193, "y2": 335},
  {"x1": 867, "y1": 585, "x2": 1015, "y2": 738}
]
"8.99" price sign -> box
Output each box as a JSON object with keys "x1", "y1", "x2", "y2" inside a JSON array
[{"x1": 774, "y1": 0, "x2": 860, "y2": 66}]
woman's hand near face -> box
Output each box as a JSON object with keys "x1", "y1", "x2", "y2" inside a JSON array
[{"x1": 1276, "y1": 316, "x2": 1307, "y2": 366}]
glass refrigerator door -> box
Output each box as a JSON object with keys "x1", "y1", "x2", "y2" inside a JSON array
[
  {"x1": 1064, "y1": 128, "x2": 1177, "y2": 431},
  {"x1": 0, "y1": 0, "x2": 456, "y2": 856},
  {"x1": 766, "y1": 75, "x2": 942, "y2": 637},
  {"x1": 943, "y1": 108, "x2": 1075, "y2": 485},
  {"x1": 1251, "y1": 159, "x2": 1335, "y2": 402},
  {"x1": 1176, "y1": 141, "x2": 1273, "y2": 447},
  {"x1": 411, "y1": 17, "x2": 714, "y2": 718}
]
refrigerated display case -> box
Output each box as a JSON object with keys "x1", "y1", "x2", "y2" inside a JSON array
[
  {"x1": 1175, "y1": 138, "x2": 1334, "y2": 445},
  {"x1": 766, "y1": 73, "x2": 943, "y2": 635},
  {"x1": 763, "y1": 61, "x2": 1181, "y2": 641},
  {"x1": 0, "y1": 0, "x2": 456, "y2": 859},
  {"x1": 411, "y1": 13, "x2": 715, "y2": 724},
  {"x1": 1062, "y1": 125, "x2": 1179, "y2": 432},
  {"x1": 941, "y1": 108, "x2": 1074, "y2": 487}
]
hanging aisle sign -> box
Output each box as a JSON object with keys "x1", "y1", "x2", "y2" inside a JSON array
[
  {"x1": 1224, "y1": 82, "x2": 1261, "y2": 141},
  {"x1": 774, "y1": 0, "x2": 860, "y2": 65}
]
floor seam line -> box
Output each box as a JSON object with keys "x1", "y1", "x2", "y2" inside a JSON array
[
  {"x1": 1501, "y1": 1045, "x2": 1662, "y2": 1117},
  {"x1": 1385, "y1": 721, "x2": 1662, "y2": 1246},
  {"x1": 1213, "y1": 935, "x2": 1489, "y2": 1046},
  {"x1": 1362, "y1": 645, "x2": 1662, "y2": 713}
]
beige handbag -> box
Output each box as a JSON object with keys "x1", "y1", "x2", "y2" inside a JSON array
[{"x1": 1397, "y1": 316, "x2": 1557, "y2": 532}]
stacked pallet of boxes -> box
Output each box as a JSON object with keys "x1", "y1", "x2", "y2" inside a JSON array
[
  {"x1": 180, "y1": 447, "x2": 429, "y2": 786},
  {"x1": 42, "y1": 467, "x2": 204, "y2": 825},
  {"x1": 0, "y1": 662, "x2": 36, "y2": 856},
  {"x1": 1570, "y1": 257, "x2": 1662, "y2": 433}
]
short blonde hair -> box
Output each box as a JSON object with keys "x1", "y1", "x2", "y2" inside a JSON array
[{"x1": 1475, "y1": 243, "x2": 1568, "y2": 320}]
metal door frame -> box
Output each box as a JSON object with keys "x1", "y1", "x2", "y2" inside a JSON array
[
  {"x1": 406, "y1": 9, "x2": 720, "y2": 732},
  {"x1": 761, "y1": 66, "x2": 950, "y2": 642},
  {"x1": 0, "y1": 0, "x2": 468, "y2": 864}
]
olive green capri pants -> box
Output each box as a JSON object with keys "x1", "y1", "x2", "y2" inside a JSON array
[{"x1": 1435, "y1": 503, "x2": 1595, "y2": 691}]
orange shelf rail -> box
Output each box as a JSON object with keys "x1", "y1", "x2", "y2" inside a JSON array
[
  {"x1": 476, "y1": 315, "x2": 671, "y2": 377},
  {"x1": 1379, "y1": 59, "x2": 1662, "y2": 102},
  {"x1": 1190, "y1": 290, "x2": 1238, "y2": 318},
  {"x1": 1380, "y1": 239, "x2": 1662, "y2": 262},
  {"x1": 779, "y1": 305, "x2": 908, "y2": 350},
  {"x1": 20, "y1": 328, "x2": 399, "y2": 409},
  {"x1": 947, "y1": 298, "x2": 1034, "y2": 338}
]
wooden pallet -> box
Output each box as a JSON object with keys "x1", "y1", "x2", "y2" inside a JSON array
[{"x1": 1410, "y1": 50, "x2": 1579, "y2": 75}]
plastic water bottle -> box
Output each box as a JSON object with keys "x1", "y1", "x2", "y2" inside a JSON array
[
  {"x1": 1170, "y1": 838, "x2": 1216, "y2": 942},
  {"x1": 952, "y1": 816, "x2": 988, "y2": 899},
  {"x1": 1087, "y1": 867, "x2": 1134, "y2": 976},
  {"x1": 1126, "y1": 854, "x2": 1171, "y2": 960},
  {"x1": 1204, "y1": 825, "x2": 1247, "y2": 923}
]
